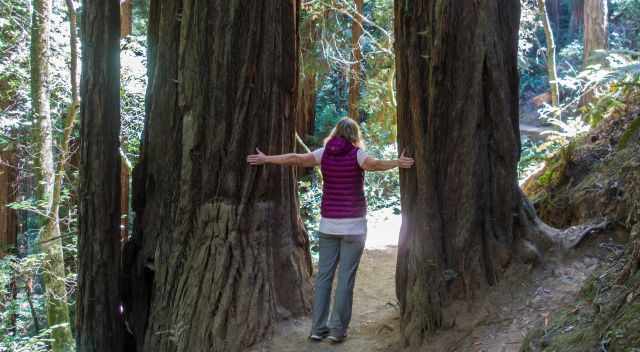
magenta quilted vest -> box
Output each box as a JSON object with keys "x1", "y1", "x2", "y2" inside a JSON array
[{"x1": 320, "y1": 137, "x2": 366, "y2": 218}]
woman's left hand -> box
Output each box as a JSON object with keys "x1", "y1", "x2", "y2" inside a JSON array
[{"x1": 247, "y1": 148, "x2": 268, "y2": 165}]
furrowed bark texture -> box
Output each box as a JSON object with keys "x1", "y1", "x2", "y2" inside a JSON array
[
  {"x1": 31, "y1": 0, "x2": 74, "y2": 349},
  {"x1": 583, "y1": 0, "x2": 607, "y2": 65},
  {"x1": 124, "y1": 1, "x2": 313, "y2": 351},
  {"x1": 394, "y1": 0, "x2": 525, "y2": 346},
  {"x1": 77, "y1": 0, "x2": 124, "y2": 351}
]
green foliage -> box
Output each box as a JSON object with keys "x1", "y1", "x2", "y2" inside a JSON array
[
  {"x1": 120, "y1": 35, "x2": 148, "y2": 164},
  {"x1": 0, "y1": 0, "x2": 31, "y2": 136},
  {"x1": 0, "y1": 253, "x2": 49, "y2": 351},
  {"x1": 618, "y1": 115, "x2": 640, "y2": 150},
  {"x1": 298, "y1": 175, "x2": 322, "y2": 254},
  {"x1": 519, "y1": 137, "x2": 550, "y2": 181}
]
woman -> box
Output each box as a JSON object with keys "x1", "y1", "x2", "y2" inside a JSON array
[{"x1": 247, "y1": 117, "x2": 414, "y2": 343}]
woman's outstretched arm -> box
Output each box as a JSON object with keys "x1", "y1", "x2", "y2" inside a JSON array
[
  {"x1": 361, "y1": 150, "x2": 414, "y2": 171},
  {"x1": 246, "y1": 148, "x2": 318, "y2": 167}
]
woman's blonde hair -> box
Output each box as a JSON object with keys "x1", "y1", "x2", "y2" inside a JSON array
[{"x1": 324, "y1": 117, "x2": 365, "y2": 149}]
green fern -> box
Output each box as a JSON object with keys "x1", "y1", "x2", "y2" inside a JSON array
[{"x1": 618, "y1": 116, "x2": 640, "y2": 151}]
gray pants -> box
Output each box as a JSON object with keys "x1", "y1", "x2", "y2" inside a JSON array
[{"x1": 310, "y1": 233, "x2": 365, "y2": 337}]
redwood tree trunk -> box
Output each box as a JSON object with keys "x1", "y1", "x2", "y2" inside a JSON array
[
  {"x1": 0, "y1": 149, "x2": 17, "y2": 257},
  {"x1": 297, "y1": 73, "x2": 317, "y2": 139},
  {"x1": 583, "y1": 0, "x2": 608, "y2": 65},
  {"x1": 124, "y1": 1, "x2": 312, "y2": 351},
  {"x1": 77, "y1": 0, "x2": 124, "y2": 351},
  {"x1": 395, "y1": 0, "x2": 527, "y2": 346},
  {"x1": 348, "y1": 0, "x2": 364, "y2": 122},
  {"x1": 568, "y1": 0, "x2": 584, "y2": 41},
  {"x1": 297, "y1": 13, "x2": 320, "y2": 139},
  {"x1": 120, "y1": 0, "x2": 133, "y2": 37}
]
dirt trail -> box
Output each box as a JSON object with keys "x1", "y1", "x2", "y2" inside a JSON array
[{"x1": 250, "y1": 215, "x2": 618, "y2": 352}]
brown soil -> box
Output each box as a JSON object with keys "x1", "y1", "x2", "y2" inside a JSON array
[{"x1": 250, "y1": 234, "x2": 618, "y2": 352}]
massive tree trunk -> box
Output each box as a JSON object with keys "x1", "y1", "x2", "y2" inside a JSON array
[
  {"x1": 77, "y1": 0, "x2": 124, "y2": 351},
  {"x1": 348, "y1": 0, "x2": 364, "y2": 122},
  {"x1": 30, "y1": 0, "x2": 74, "y2": 350},
  {"x1": 538, "y1": 0, "x2": 560, "y2": 107},
  {"x1": 394, "y1": 0, "x2": 543, "y2": 346},
  {"x1": 0, "y1": 148, "x2": 17, "y2": 257},
  {"x1": 124, "y1": 1, "x2": 313, "y2": 351},
  {"x1": 583, "y1": 0, "x2": 608, "y2": 65}
]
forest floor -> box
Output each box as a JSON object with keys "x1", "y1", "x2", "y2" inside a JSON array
[{"x1": 250, "y1": 210, "x2": 622, "y2": 352}]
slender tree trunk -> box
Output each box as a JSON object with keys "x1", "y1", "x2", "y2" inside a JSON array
[
  {"x1": 31, "y1": 0, "x2": 74, "y2": 350},
  {"x1": 568, "y1": 0, "x2": 584, "y2": 41},
  {"x1": 297, "y1": 73, "x2": 317, "y2": 138},
  {"x1": 394, "y1": 0, "x2": 549, "y2": 346},
  {"x1": 124, "y1": 1, "x2": 312, "y2": 351},
  {"x1": 77, "y1": 0, "x2": 124, "y2": 351},
  {"x1": 297, "y1": 13, "x2": 321, "y2": 139},
  {"x1": 348, "y1": 0, "x2": 364, "y2": 122},
  {"x1": 0, "y1": 148, "x2": 17, "y2": 257},
  {"x1": 538, "y1": 0, "x2": 560, "y2": 107},
  {"x1": 120, "y1": 153, "x2": 130, "y2": 241},
  {"x1": 120, "y1": 0, "x2": 132, "y2": 38},
  {"x1": 26, "y1": 277, "x2": 40, "y2": 333},
  {"x1": 583, "y1": 0, "x2": 608, "y2": 65}
]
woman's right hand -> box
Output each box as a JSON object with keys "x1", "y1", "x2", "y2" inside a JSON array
[
  {"x1": 247, "y1": 148, "x2": 268, "y2": 165},
  {"x1": 397, "y1": 150, "x2": 415, "y2": 169}
]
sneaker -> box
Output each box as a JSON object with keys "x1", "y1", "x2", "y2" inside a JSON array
[
  {"x1": 327, "y1": 334, "x2": 347, "y2": 344},
  {"x1": 308, "y1": 332, "x2": 328, "y2": 342}
]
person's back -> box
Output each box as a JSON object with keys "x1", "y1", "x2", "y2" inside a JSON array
[
  {"x1": 320, "y1": 137, "x2": 366, "y2": 219},
  {"x1": 247, "y1": 117, "x2": 414, "y2": 344}
]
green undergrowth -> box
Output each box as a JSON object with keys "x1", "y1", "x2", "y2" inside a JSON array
[{"x1": 521, "y1": 110, "x2": 640, "y2": 351}]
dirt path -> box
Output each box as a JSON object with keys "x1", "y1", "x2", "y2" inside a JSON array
[{"x1": 250, "y1": 215, "x2": 618, "y2": 352}]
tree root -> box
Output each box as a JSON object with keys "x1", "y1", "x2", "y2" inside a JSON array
[
  {"x1": 516, "y1": 188, "x2": 611, "y2": 266},
  {"x1": 617, "y1": 238, "x2": 640, "y2": 285}
]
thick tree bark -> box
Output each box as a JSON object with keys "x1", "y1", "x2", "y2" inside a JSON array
[
  {"x1": 31, "y1": 0, "x2": 74, "y2": 350},
  {"x1": 583, "y1": 0, "x2": 607, "y2": 65},
  {"x1": 538, "y1": 0, "x2": 560, "y2": 107},
  {"x1": 124, "y1": 1, "x2": 312, "y2": 352},
  {"x1": 394, "y1": 0, "x2": 542, "y2": 346},
  {"x1": 348, "y1": 0, "x2": 364, "y2": 122},
  {"x1": 120, "y1": 0, "x2": 133, "y2": 37},
  {"x1": 0, "y1": 148, "x2": 17, "y2": 257},
  {"x1": 77, "y1": 0, "x2": 124, "y2": 351}
]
